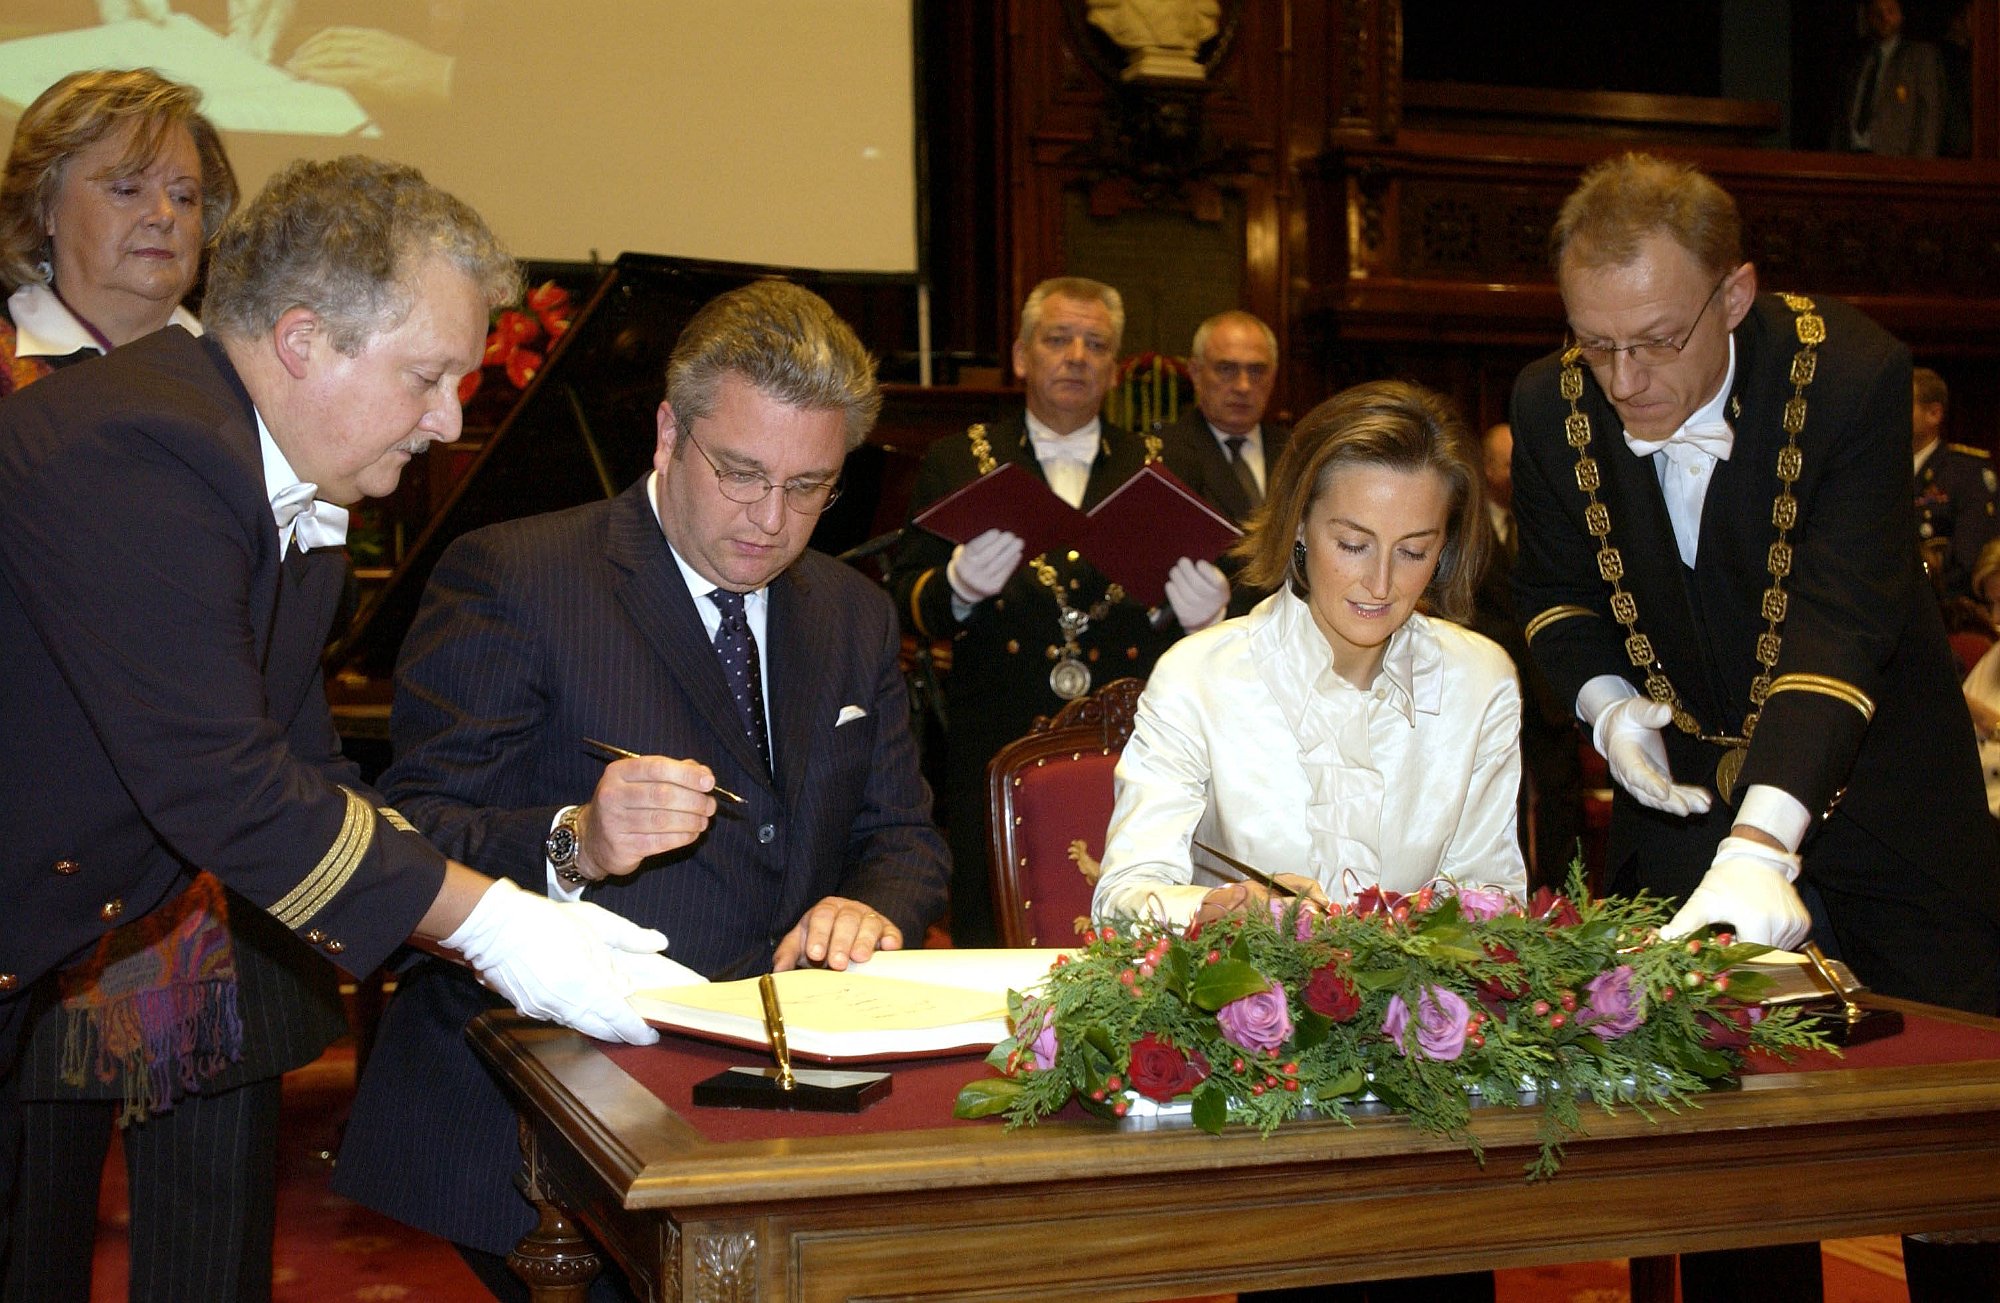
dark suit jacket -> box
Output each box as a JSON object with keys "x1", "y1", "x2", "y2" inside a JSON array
[
  {"x1": 1511, "y1": 293, "x2": 1998, "y2": 1004},
  {"x1": 0, "y1": 329, "x2": 445, "y2": 1059},
  {"x1": 1155, "y1": 408, "x2": 1289, "y2": 526},
  {"x1": 886, "y1": 413, "x2": 1184, "y2": 942},
  {"x1": 335, "y1": 479, "x2": 948, "y2": 1253},
  {"x1": 1155, "y1": 408, "x2": 1288, "y2": 616}
]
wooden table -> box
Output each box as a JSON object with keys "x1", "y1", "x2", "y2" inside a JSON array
[{"x1": 469, "y1": 999, "x2": 2000, "y2": 1302}]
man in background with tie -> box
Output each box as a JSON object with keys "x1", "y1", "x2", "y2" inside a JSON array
[
  {"x1": 1910, "y1": 365, "x2": 1998, "y2": 601},
  {"x1": 1159, "y1": 309, "x2": 1287, "y2": 525},
  {"x1": 890, "y1": 277, "x2": 1228, "y2": 945},
  {"x1": 1159, "y1": 309, "x2": 1288, "y2": 615},
  {"x1": 335, "y1": 279, "x2": 949, "y2": 1297},
  {"x1": 1511, "y1": 151, "x2": 1998, "y2": 1302}
]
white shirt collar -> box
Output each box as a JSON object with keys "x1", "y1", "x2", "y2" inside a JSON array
[
  {"x1": 7, "y1": 282, "x2": 200, "y2": 358},
  {"x1": 1915, "y1": 439, "x2": 1939, "y2": 475},
  {"x1": 1023, "y1": 410, "x2": 1102, "y2": 463},
  {"x1": 1206, "y1": 420, "x2": 1262, "y2": 450},
  {"x1": 258, "y1": 410, "x2": 348, "y2": 556}
]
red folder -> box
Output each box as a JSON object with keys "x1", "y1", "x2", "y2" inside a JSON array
[
  {"x1": 912, "y1": 460, "x2": 1242, "y2": 608},
  {"x1": 910, "y1": 462, "x2": 1087, "y2": 561},
  {"x1": 1079, "y1": 462, "x2": 1242, "y2": 607}
]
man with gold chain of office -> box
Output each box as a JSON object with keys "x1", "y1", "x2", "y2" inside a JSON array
[
  {"x1": 890, "y1": 277, "x2": 1228, "y2": 946},
  {"x1": 1511, "y1": 151, "x2": 1999, "y2": 1301}
]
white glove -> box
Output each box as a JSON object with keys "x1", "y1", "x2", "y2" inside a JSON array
[
  {"x1": 1663, "y1": 836, "x2": 1811, "y2": 949},
  {"x1": 1163, "y1": 557, "x2": 1229, "y2": 631},
  {"x1": 946, "y1": 528, "x2": 1025, "y2": 604},
  {"x1": 1592, "y1": 696, "x2": 1714, "y2": 817},
  {"x1": 442, "y1": 878, "x2": 664, "y2": 1044}
]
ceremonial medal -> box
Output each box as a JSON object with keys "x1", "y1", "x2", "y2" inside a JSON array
[
  {"x1": 1049, "y1": 655, "x2": 1092, "y2": 700},
  {"x1": 1714, "y1": 744, "x2": 1748, "y2": 806}
]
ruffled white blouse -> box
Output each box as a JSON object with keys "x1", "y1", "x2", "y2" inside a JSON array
[{"x1": 1091, "y1": 587, "x2": 1527, "y2": 927}]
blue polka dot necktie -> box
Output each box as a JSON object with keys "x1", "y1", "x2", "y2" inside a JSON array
[{"x1": 709, "y1": 588, "x2": 772, "y2": 774}]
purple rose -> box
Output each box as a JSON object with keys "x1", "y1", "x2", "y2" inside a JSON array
[
  {"x1": 1217, "y1": 985, "x2": 1292, "y2": 1053},
  {"x1": 1454, "y1": 885, "x2": 1512, "y2": 921},
  {"x1": 1029, "y1": 1015, "x2": 1059, "y2": 1069},
  {"x1": 1269, "y1": 897, "x2": 1316, "y2": 940},
  {"x1": 1382, "y1": 986, "x2": 1472, "y2": 1061},
  {"x1": 1580, "y1": 965, "x2": 1644, "y2": 1039}
]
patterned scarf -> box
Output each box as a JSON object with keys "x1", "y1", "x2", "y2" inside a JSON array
[{"x1": 58, "y1": 873, "x2": 245, "y2": 1126}]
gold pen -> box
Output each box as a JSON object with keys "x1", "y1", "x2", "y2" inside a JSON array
[
  {"x1": 758, "y1": 973, "x2": 795, "y2": 1091},
  {"x1": 580, "y1": 737, "x2": 747, "y2": 806}
]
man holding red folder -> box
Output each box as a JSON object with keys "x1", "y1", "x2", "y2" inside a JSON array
[{"x1": 891, "y1": 276, "x2": 1228, "y2": 946}]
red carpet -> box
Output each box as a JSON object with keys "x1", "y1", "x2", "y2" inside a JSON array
[{"x1": 82, "y1": 1042, "x2": 1911, "y2": 1301}]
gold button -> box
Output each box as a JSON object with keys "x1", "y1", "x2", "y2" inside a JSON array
[
  {"x1": 99, "y1": 900, "x2": 123, "y2": 922},
  {"x1": 324, "y1": 939, "x2": 345, "y2": 955},
  {"x1": 0, "y1": 974, "x2": 17, "y2": 992},
  {"x1": 52, "y1": 859, "x2": 80, "y2": 876},
  {"x1": 303, "y1": 929, "x2": 326, "y2": 945},
  {"x1": 1006, "y1": 639, "x2": 1019, "y2": 654}
]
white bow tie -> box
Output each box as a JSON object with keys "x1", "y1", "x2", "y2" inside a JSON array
[
  {"x1": 270, "y1": 481, "x2": 350, "y2": 552},
  {"x1": 1624, "y1": 419, "x2": 1734, "y2": 462},
  {"x1": 1031, "y1": 430, "x2": 1099, "y2": 466}
]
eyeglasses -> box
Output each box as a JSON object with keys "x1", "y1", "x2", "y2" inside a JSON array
[
  {"x1": 1566, "y1": 267, "x2": 1737, "y2": 370},
  {"x1": 682, "y1": 428, "x2": 842, "y2": 515}
]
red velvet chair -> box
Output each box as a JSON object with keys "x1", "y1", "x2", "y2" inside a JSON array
[{"x1": 984, "y1": 678, "x2": 1145, "y2": 948}]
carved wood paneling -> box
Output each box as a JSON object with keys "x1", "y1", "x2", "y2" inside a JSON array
[{"x1": 689, "y1": 1231, "x2": 758, "y2": 1303}]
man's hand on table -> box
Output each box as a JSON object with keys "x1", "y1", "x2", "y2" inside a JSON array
[{"x1": 774, "y1": 896, "x2": 903, "y2": 971}]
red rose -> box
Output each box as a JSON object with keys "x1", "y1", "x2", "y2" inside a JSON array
[
  {"x1": 1352, "y1": 886, "x2": 1405, "y2": 918},
  {"x1": 505, "y1": 347, "x2": 544, "y2": 390},
  {"x1": 1302, "y1": 963, "x2": 1362, "y2": 1021},
  {"x1": 1527, "y1": 887, "x2": 1582, "y2": 928},
  {"x1": 1475, "y1": 943, "x2": 1529, "y2": 1002},
  {"x1": 482, "y1": 329, "x2": 511, "y2": 368},
  {"x1": 1126, "y1": 1033, "x2": 1210, "y2": 1102},
  {"x1": 1696, "y1": 1001, "x2": 1762, "y2": 1051}
]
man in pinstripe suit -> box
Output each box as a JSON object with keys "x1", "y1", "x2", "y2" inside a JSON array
[{"x1": 336, "y1": 280, "x2": 949, "y2": 1300}]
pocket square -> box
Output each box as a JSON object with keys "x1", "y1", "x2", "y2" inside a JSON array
[{"x1": 836, "y1": 705, "x2": 868, "y2": 726}]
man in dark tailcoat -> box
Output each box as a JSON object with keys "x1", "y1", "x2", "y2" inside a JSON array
[
  {"x1": 889, "y1": 277, "x2": 1228, "y2": 945},
  {"x1": 0, "y1": 155, "x2": 670, "y2": 1292},
  {"x1": 335, "y1": 281, "x2": 948, "y2": 1298},
  {"x1": 1511, "y1": 150, "x2": 2000, "y2": 1302}
]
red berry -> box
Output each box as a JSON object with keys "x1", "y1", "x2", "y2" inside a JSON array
[
  {"x1": 1533, "y1": 1000, "x2": 1551, "y2": 1016},
  {"x1": 1660, "y1": 984, "x2": 1676, "y2": 1001},
  {"x1": 1550, "y1": 1013, "x2": 1567, "y2": 1029},
  {"x1": 1232, "y1": 1058, "x2": 1246, "y2": 1073},
  {"x1": 1252, "y1": 1083, "x2": 1266, "y2": 1096},
  {"x1": 1106, "y1": 1075, "x2": 1122, "y2": 1092},
  {"x1": 1090, "y1": 1088, "x2": 1105, "y2": 1101},
  {"x1": 1559, "y1": 992, "x2": 1577, "y2": 1012},
  {"x1": 1284, "y1": 1079, "x2": 1300, "y2": 1092},
  {"x1": 1714, "y1": 975, "x2": 1731, "y2": 993},
  {"x1": 1468, "y1": 1033, "x2": 1485, "y2": 1049},
  {"x1": 1283, "y1": 1062, "x2": 1298, "y2": 1076},
  {"x1": 1207, "y1": 950, "x2": 1222, "y2": 964},
  {"x1": 1113, "y1": 1100, "x2": 1128, "y2": 1116}
]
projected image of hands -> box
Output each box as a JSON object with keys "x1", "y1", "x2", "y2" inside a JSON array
[{"x1": 3, "y1": 1, "x2": 465, "y2": 134}]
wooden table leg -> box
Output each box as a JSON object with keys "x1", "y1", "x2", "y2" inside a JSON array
[
  {"x1": 509, "y1": 1197, "x2": 604, "y2": 1303},
  {"x1": 1630, "y1": 1252, "x2": 1677, "y2": 1303},
  {"x1": 509, "y1": 1116, "x2": 604, "y2": 1302}
]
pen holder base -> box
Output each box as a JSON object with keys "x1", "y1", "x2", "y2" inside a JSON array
[
  {"x1": 1796, "y1": 999, "x2": 1904, "y2": 1046},
  {"x1": 693, "y1": 1066, "x2": 892, "y2": 1112}
]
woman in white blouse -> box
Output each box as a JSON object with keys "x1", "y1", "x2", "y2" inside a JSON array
[{"x1": 1093, "y1": 379, "x2": 1527, "y2": 927}]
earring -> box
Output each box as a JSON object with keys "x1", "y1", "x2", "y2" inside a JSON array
[{"x1": 1292, "y1": 540, "x2": 1307, "y2": 570}]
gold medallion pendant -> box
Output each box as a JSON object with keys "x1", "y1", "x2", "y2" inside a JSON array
[
  {"x1": 1049, "y1": 655, "x2": 1092, "y2": 701},
  {"x1": 1714, "y1": 744, "x2": 1749, "y2": 806}
]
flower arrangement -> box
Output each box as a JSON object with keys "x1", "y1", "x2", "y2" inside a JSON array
[
  {"x1": 954, "y1": 877, "x2": 1834, "y2": 1177},
  {"x1": 457, "y1": 278, "x2": 576, "y2": 406}
]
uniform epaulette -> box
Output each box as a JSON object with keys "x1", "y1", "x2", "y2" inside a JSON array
[{"x1": 1947, "y1": 443, "x2": 1992, "y2": 459}]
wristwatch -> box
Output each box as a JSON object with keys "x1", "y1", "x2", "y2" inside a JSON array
[{"x1": 546, "y1": 805, "x2": 588, "y2": 886}]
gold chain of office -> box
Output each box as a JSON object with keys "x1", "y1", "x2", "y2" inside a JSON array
[
  {"x1": 1559, "y1": 292, "x2": 1824, "y2": 803},
  {"x1": 965, "y1": 422, "x2": 1160, "y2": 699}
]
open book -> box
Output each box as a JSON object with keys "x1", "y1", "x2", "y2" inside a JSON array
[{"x1": 633, "y1": 949, "x2": 1071, "y2": 1063}]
